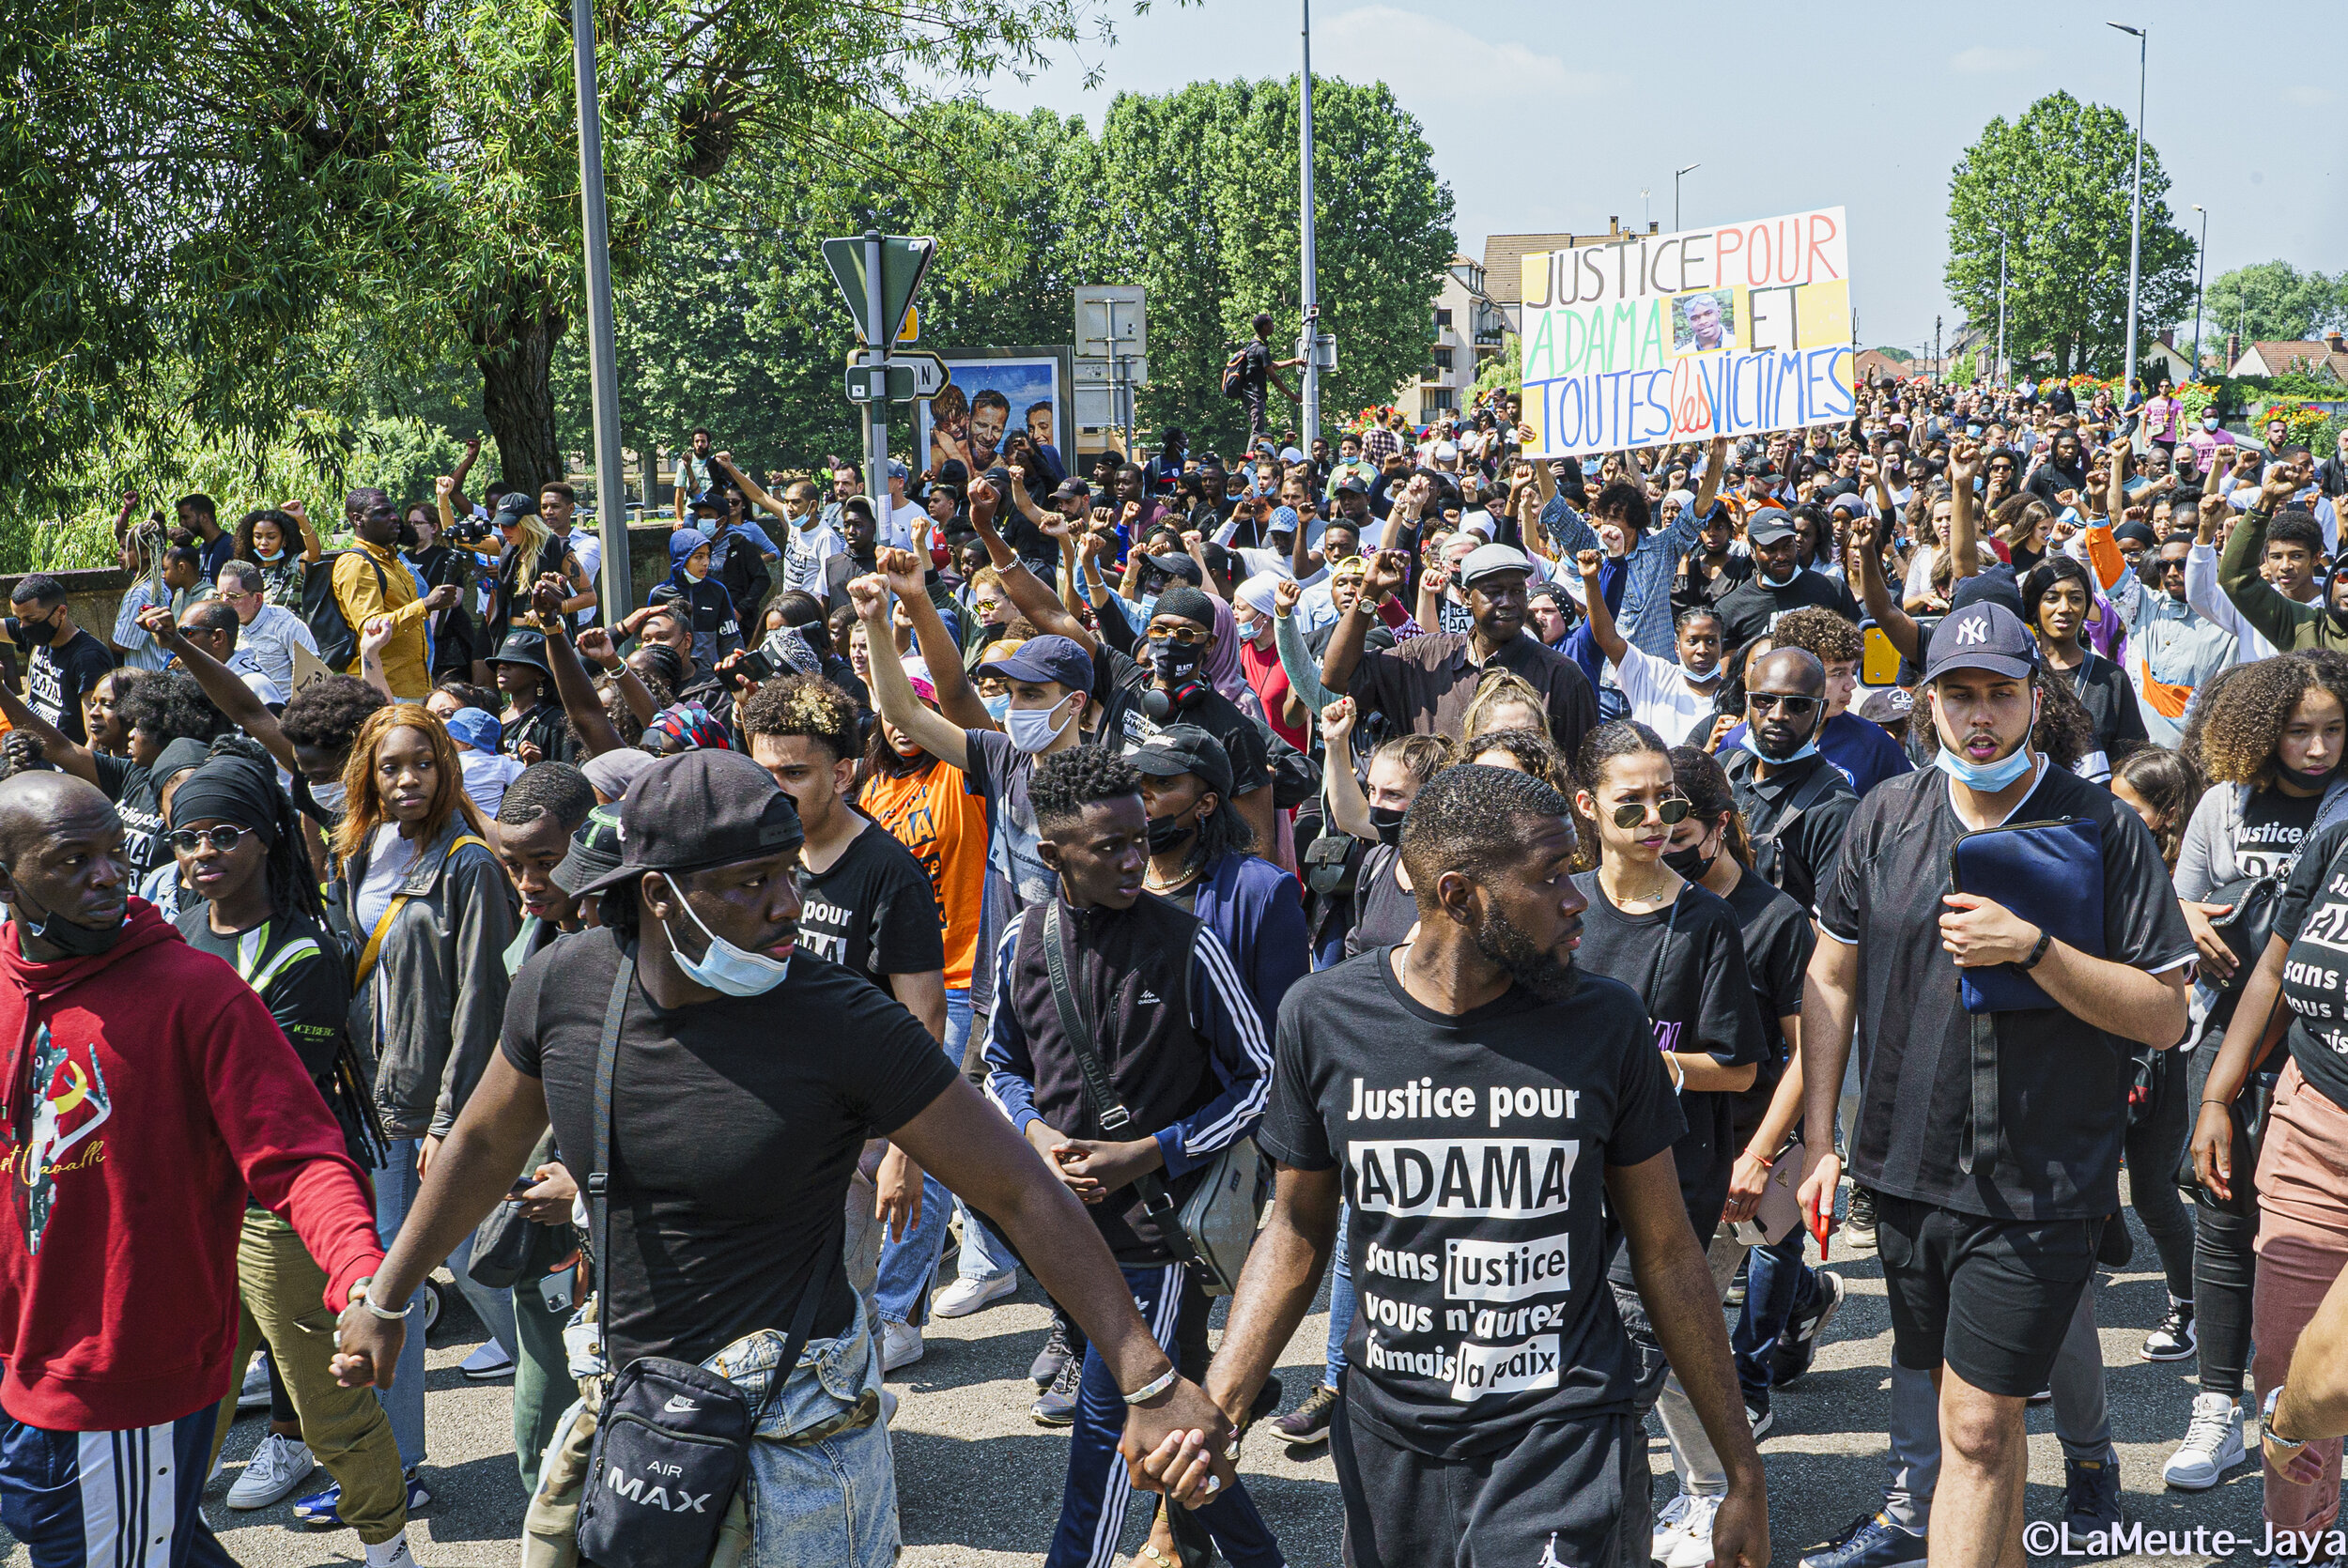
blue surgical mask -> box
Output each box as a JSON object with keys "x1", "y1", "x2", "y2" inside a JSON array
[
  {"x1": 662, "y1": 892, "x2": 792, "y2": 997},
  {"x1": 982, "y1": 692, "x2": 1012, "y2": 724},
  {"x1": 2203, "y1": 417, "x2": 2220, "y2": 432},
  {"x1": 1934, "y1": 743, "x2": 2036, "y2": 793},
  {"x1": 684, "y1": 567, "x2": 708, "y2": 584},
  {"x1": 1738, "y1": 728, "x2": 1817, "y2": 766}
]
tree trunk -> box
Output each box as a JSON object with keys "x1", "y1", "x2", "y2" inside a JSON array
[{"x1": 466, "y1": 295, "x2": 568, "y2": 495}]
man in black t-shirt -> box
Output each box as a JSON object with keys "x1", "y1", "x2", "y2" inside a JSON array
[
  {"x1": 1235, "y1": 312, "x2": 1301, "y2": 443},
  {"x1": 1178, "y1": 764, "x2": 1767, "y2": 1568},
  {"x1": 332, "y1": 751, "x2": 1242, "y2": 1568},
  {"x1": 1797, "y1": 604, "x2": 2192, "y2": 1568},
  {"x1": 736, "y1": 671, "x2": 955, "y2": 1374},
  {"x1": 2, "y1": 575, "x2": 116, "y2": 745},
  {"x1": 1722, "y1": 648, "x2": 1857, "y2": 916},
  {"x1": 1714, "y1": 514, "x2": 1861, "y2": 653}
]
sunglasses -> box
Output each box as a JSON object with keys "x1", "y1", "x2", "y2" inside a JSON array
[
  {"x1": 1608, "y1": 795, "x2": 1693, "y2": 830},
  {"x1": 1148, "y1": 625, "x2": 1212, "y2": 646},
  {"x1": 1748, "y1": 692, "x2": 1825, "y2": 718},
  {"x1": 165, "y1": 825, "x2": 251, "y2": 854}
]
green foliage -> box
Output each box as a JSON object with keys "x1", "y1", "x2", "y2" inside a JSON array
[
  {"x1": 2205, "y1": 261, "x2": 2347, "y2": 346},
  {"x1": 1472, "y1": 335, "x2": 1522, "y2": 399},
  {"x1": 1952, "y1": 351, "x2": 1976, "y2": 386},
  {"x1": 1945, "y1": 92, "x2": 2197, "y2": 378}
]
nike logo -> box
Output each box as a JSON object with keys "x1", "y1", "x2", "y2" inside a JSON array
[{"x1": 663, "y1": 1395, "x2": 700, "y2": 1413}]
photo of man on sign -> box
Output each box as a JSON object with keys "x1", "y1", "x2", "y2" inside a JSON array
[{"x1": 1674, "y1": 290, "x2": 1738, "y2": 354}]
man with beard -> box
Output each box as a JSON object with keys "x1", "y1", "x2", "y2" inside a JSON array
[
  {"x1": 332, "y1": 490, "x2": 459, "y2": 700},
  {"x1": 1721, "y1": 648, "x2": 1858, "y2": 916},
  {"x1": 969, "y1": 390, "x2": 1012, "y2": 472},
  {"x1": 1169, "y1": 763, "x2": 1768, "y2": 1568},
  {"x1": 2025, "y1": 429, "x2": 2090, "y2": 512},
  {"x1": 1713, "y1": 514, "x2": 1859, "y2": 653}
]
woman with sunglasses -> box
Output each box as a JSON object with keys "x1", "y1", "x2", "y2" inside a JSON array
[
  {"x1": 170, "y1": 738, "x2": 406, "y2": 1535},
  {"x1": 1568, "y1": 721, "x2": 1765, "y2": 1568}
]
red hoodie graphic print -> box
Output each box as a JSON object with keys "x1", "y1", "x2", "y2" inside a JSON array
[{"x1": 15, "y1": 1021, "x2": 111, "y2": 1253}]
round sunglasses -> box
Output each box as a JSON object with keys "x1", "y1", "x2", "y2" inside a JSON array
[
  {"x1": 1607, "y1": 795, "x2": 1693, "y2": 830},
  {"x1": 165, "y1": 825, "x2": 252, "y2": 854}
]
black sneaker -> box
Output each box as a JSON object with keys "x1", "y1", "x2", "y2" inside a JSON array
[
  {"x1": 2058, "y1": 1456, "x2": 2124, "y2": 1556},
  {"x1": 1843, "y1": 1187, "x2": 1877, "y2": 1253},
  {"x1": 1031, "y1": 1352, "x2": 1083, "y2": 1425},
  {"x1": 1799, "y1": 1512, "x2": 1926, "y2": 1568},
  {"x1": 1770, "y1": 1270, "x2": 1846, "y2": 1388},
  {"x1": 1029, "y1": 1323, "x2": 1076, "y2": 1390},
  {"x1": 2140, "y1": 1297, "x2": 2196, "y2": 1362},
  {"x1": 1273, "y1": 1384, "x2": 1338, "y2": 1447}
]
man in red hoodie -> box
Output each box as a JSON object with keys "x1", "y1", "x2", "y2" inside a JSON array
[{"x1": 0, "y1": 772, "x2": 387, "y2": 1568}]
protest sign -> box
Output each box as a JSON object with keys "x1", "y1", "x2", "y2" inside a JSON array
[{"x1": 1519, "y1": 207, "x2": 1856, "y2": 458}]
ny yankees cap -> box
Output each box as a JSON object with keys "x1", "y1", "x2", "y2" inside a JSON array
[{"x1": 1923, "y1": 600, "x2": 2039, "y2": 683}]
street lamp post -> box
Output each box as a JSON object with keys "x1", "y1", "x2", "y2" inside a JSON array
[
  {"x1": 2190, "y1": 204, "x2": 2208, "y2": 377},
  {"x1": 1299, "y1": 0, "x2": 1321, "y2": 447},
  {"x1": 2109, "y1": 21, "x2": 2147, "y2": 403},
  {"x1": 1996, "y1": 228, "x2": 2009, "y2": 390},
  {"x1": 1675, "y1": 163, "x2": 1699, "y2": 231},
  {"x1": 573, "y1": 0, "x2": 628, "y2": 613}
]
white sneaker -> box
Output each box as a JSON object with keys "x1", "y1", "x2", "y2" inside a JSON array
[
  {"x1": 226, "y1": 1434, "x2": 316, "y2": 1509},
  {"x1": 460, "y1": 1342, "x2": 514, "y2": 1380},
  {"x1": 237, "y1": 1353, "x2": 270, "y2": 1412},
  {"x1": 881, "y1": 1321, "x2": 924, "y2": 1373},
  {"x1": 1651, "y1": 1492, "x2": 1695, "y2": 1560},
  {"x1": 2162, "y1": 1391, "x2": 2247, "y2": 1490},
  {"x1": 1663, "y1": 1494, "x2": 1723, "y2": 1568},
  {"x1": 931, "y1": 1272, "x2": 1015, "y2": 1319}
]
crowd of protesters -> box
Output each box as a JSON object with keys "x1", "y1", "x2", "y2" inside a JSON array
[{"x1": 10, "y1": 346, "x2": 2348, "y2": 1568}]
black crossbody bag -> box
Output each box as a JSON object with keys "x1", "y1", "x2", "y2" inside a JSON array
[{"x1": 574, "y1": 948, "x2": 832, "y2": 1568}]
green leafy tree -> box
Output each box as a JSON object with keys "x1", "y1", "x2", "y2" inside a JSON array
[
  {"x1": 10, "y1": 0, "x2": 1120, "y2": 507},
  {"x1": 1946, "y1": 92, "x2": 2197, "y2": 378},
  {"x1": 2204, "y1": 260, "x2": 2346, "y2": 349}
]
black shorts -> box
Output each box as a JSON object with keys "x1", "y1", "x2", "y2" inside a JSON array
[
  {"x1": 1875, "y1": 1191, "x2": 2101, "y2": 1398},
  {"x1": 1329, "y1": 1384, "x2": 1646, "y2": 1568}
]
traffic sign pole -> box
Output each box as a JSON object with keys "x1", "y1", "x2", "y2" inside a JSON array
[{"x1": 864, "y1": 229, "x2": 887, "y2": 519}]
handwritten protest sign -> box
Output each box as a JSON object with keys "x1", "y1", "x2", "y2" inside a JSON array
[{"x1": 1519, "y1": 207, "x2": 1856, "y2": 458}]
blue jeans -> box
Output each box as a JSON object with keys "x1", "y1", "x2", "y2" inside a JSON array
[
  {"x1": 1322, "y1": 1202, "x2": 1354, "y2": 1388},
  {"x1": 375, "y1": 1138, "x2": 519, "y2": 1469},
  {"x1": 703, "y1": 1316, "x2": 898, "y2": 1568},
  {"x1": 1735, "y1": 1227, "x2": 1819, "y2": 1400},
  {"x1": 873, "y1": 997, "x2": 968, "y2": 1326}
]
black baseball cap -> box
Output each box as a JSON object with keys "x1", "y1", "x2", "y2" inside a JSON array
[
  {"x1": 1127, "y1": 723, "x2": 1234, "y2": 801},
  {"x1": 572, "y1": 750, "x2": 804, "y2": 895},
  {"x1": 1143, "y1": 552, "x2": 1203, "y2": 585},
  {"x1": 552, "y1": 805, "x2": 625, "y2": 895},
  {"x1": 1923, "y1": 600, "x2": 2039, "y2": 683},
  {"x1": 1334, "y1": 476, "x2": 1369, "y2": 496},
  {"x1": 686, "y1": 490, "x2": 723, "y2": 513},
  {"x1": 1054, "y1": 477, "x2": 1091, "y2": 501},
  {"x1": 1746, "y1": 512, "x2": 1797, "y2": 546},
  {"x1": 975, "y1": 633, "x2": 1094, "y2": 691}
]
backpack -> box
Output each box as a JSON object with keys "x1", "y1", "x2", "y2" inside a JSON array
[
  {"x1": 1220, "y1": 345, "x2": 1251, "y2": 399},
  {"x1": 301, "y1": 550, "x2": 390, "y2": 673}
]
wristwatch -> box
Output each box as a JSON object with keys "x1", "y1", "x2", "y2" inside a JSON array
[
  {"x1": 2016, "y1": 928, "x2": 2053, "y2": 972},
  {"x1": 2264, "y1": 1383, "x2": 2304, "y2": 1448}
]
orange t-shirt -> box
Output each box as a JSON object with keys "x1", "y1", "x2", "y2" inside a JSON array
[{"x1": 857, "y1": 757, "x2": 990, "y2": 991}]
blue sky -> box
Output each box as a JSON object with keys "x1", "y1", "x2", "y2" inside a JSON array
[{"x1": 979, "y1": 0, "x2": 2346, "y2": 353}]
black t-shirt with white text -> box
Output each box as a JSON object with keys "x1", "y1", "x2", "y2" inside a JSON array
[
  {"x1": 1569, "y1": 874, "x2": 1766, "y2": 1236},
  {"x1": 2239, "y1": 787, "x2": 2325, "y2": 882},
  {"x1": 2268, "y1": 820, "x2": 2348, "y2": 1113},
  {"x1": 501, "y1": 928, "x2": 961, "y2": 1364},
  {"x1": 796, "y1": 822, "x2": 945, "y2": 991},
  {"x1": 12, "y1": 626, "x2": 115, "y2": 745},
  {"x1": 92, "y1": 752, "x2": 165, "y2": 879},
  {"x1": 1816, "y1": 763, "x2": 2195, "y2": 1219},
  {"x1": 1256, "y1": 948, "x2": 1683, "y2": 1460}
]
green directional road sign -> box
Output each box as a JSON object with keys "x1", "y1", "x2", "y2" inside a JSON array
[{"x1": 822, "y1": 234, "x2": 936, "y2": 346}]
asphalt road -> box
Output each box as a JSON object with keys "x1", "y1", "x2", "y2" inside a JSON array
[{"x1": 6, "y1": 1188, "x2": 2276, "y2": 1567}]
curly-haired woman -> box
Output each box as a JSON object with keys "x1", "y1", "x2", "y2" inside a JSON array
[{"x1": 2166, "y1": 652, "x2": 2348, "y2": 1493}]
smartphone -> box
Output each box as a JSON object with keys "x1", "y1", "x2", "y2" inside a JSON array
[
  {"x1": 729, "y1": 649, "x2": 775, "y2": 688},
  {"x1": 537, "y1": 1267, "x2": 575, "y2": 1315},
  {"x1": 1859, "y1": 621, "x2": 1903, "y2": 687}
]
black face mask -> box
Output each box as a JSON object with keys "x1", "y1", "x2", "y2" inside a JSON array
[
  {"x1": 1661, "y1": 843, "x2": 1717, "y2": 882},
  {"x1": 11, "y1": 885, "x2": 126, "y2": 960},
  {"x1": 1146, "y1": 813, "x2": 1195, "y2": 854},
  {"x1": 1368, "y1": 805, "x2": 1407, "y2": 847},
  {"x1": 1150, "y1": 638, "x2": 1206, "y2": 685},
  {"x1": 14, "y1": 613, "x2": 58, "y2": 647}
]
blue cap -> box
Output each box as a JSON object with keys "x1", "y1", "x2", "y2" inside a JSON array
[
  {"x1": 1923, "y1": 600, "x2": 2039, "y2": 683},
  {"x1": 887, "y1": 458, "x2": 909, "y2": 482},
  {"x1": 975, "y1": 633, "x2": 1094, "y2": 692},
  {"x1": 1267, "y1": 504, "x2": 1302, "y2": 536},
  {"x1": 443, "y1": 706, "x2": 501, "y2": 752},
  {"x1": 686, "y1": 489, "x2": 723, "y2": 512}
]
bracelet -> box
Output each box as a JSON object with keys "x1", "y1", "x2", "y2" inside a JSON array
[
  {"x1": 1122, "y1": 1366, "x2": 1180, "y2": 1407},
  {"x1": 358, "y1": 1283, "x2": 413, "y2": 1321},
  {"x1": 2016, "y1": 928, "x2": 2053, "y2": 972},
  {"x1": 2201, "y1": 1098, "x2": 2234, "y2": 1108},
  {"x1": 1743, "y1": 1149, "x2": 1773, "y2": 1169}
]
